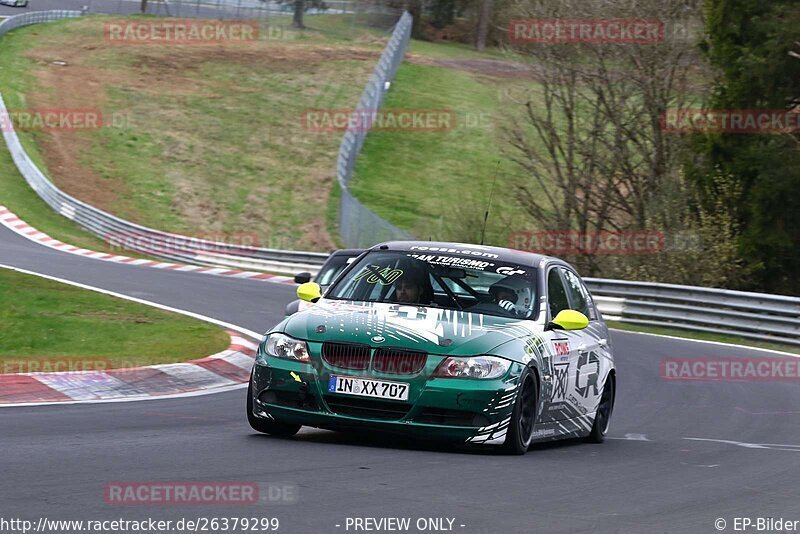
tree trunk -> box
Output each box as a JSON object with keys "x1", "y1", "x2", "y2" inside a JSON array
[
  {"x1": 404, "y1": 0, "x2": 423, "y2": 39},
  {"x1": 140, "y1": 0, "x2": 148, "y2": 14},
  {"x1": 293, "y1": 0, "x2": 305, "y2": 29},
  {"x1": 474, "y1": 0, "x2": 492, "y2": 51}
]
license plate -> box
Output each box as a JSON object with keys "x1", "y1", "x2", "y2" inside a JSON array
[{"x1": 328, "y1": 376, "x2": 409, "y2": 401}]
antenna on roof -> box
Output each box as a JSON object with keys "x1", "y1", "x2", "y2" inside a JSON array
[{"x1": 480, "y1": 161, "x2": 501, "y2": 246}]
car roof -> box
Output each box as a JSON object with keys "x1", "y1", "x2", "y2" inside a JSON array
[
  {"x1": 371, "y1": 240, "x2": 561, "y2": 268},
  {"x1": 330, "y1": 248, "x2": 365, "y2": 256}
]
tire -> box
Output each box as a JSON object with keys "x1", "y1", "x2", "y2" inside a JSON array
[
  {"x1": 501, "y1": 367, "x2": 539, "y2": 455},
  {"x1": 586, "y1": 374, "x2": 615, "y2": 444},
  {"x1": 247, "y1": 376, "x2": 302, "y2": 437}
]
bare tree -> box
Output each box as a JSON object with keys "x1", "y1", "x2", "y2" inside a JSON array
[
  {"x1": 293, "y1": 0, "x2": 306, "y2": 28},
  {"x1": 503, "y1": 0, "x2": 703, "y2": 274},
  {"x1": 275, "y1": 0, "x2": 328, "y2": 29},
  {"x1": 475, "y1": 0, "x2": 493, "y2": 51}
]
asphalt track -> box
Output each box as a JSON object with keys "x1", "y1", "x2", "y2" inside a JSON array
[{"x1": 2, "y1": 218, "x2": 800, "y2": 534}]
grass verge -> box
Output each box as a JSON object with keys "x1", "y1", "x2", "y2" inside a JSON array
[
  {"x1": 0, "y1": 15, "x2": 385, "y2": 252},
  {"x1": 0, "y1": 267, "x2": 230, "y2": 370},
  {"x1": 349, "y1": 40, "x2": 534, "y2": 246}
]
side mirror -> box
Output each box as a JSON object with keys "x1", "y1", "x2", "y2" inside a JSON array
[
  {"x1": 548, "y1": 309, "x2": 589, "y2": 331},
  {"x1": 297, "y1": 282, "x2": 322, "y2": 303},
  {"x1": 294, "y1": 272, "x2": 312, "y2": 284}
]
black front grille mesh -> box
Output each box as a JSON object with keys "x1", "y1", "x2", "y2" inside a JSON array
[
  {"x1": 321, "y1": 342, "x2": 371, "y2": 370},
  {"x1": 372, "y1": 348, "x2": 427, "y2": 374}
]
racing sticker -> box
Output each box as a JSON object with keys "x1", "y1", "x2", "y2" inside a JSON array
[
  {"x1": 575, "y1": 351, "x2": 600, "y2": 398},
  {"x1": 552, "y1": 363, "x2": 570, "y2": 401},
  {"x1": 496, "y1": 266, "x2": 526, "y2": 276},
  {"x1": 522, "y1": 335, "x2": 547, "y2": 363},
  {"x1": 352, "y1": 265, "x2": 404, "y2": 285},
  {"x1": 552, "y1": 340, "x2": 570, "y2": 357},
  {"x1": 408, "y1": 253, "x2": 495, "y2": 271},
  {"x1": 408, "y1": 245, "x2": 499, "y2": 259}
]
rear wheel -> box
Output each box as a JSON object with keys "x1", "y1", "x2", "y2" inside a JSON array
[
  {"x1": 247, "y1": 376, "x2": 301, "y2": 437},
  {"x1": 501, "y1": 368, "x2": 538, "y2": 455},
  {"x1": 586, "y1": 375, "x2": 615, "y2": 443}
]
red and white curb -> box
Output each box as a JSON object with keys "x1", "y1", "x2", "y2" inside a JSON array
[
  {"x1": 0, "y1": 205, "x2": 296, "y2": 284},
  {"x1": 0, "y1": 331, "x2": 259, "y2": 406}
]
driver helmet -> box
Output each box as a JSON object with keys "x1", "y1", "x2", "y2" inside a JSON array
[{"x1": 489, "y1": 276, "x2": 533, "y2": 317}]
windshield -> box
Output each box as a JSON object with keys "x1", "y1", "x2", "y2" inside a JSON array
[
  {"x1": 327, "y1": 250, "x2": 538, "y2": 320},
  {"x1": 316, "y1": 254, "x2": 359, "y2": 287}
]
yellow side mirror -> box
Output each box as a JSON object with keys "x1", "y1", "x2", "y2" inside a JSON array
[
  {"x1": 297, "y1": 282, "x2": 322, "y2": 303},
  {"x1": 551, "y1": 309, "x2": 589, "y2": 331}
]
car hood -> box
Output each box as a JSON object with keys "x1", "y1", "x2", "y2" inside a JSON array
[{"x1": 283, "y1": 299, "x2": 543, "y2": 356}]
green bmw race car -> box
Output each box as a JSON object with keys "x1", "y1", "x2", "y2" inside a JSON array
[{"x1": 248, "y1": 241, "x2": 616, "y2": 454}]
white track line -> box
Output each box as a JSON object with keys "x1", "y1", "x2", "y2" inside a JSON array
[
  {"x1": 0, "y1": 206, "x2": 296, "y2": 285},
  {"x1": 609, "y1": 328, "x2": 800, "y2": 358}
]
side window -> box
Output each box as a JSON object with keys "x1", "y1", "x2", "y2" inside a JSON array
[
  {"x1": 581, "y1": 279, "x2": 598, "y2": 320},
  {"x1": 562, "y1": 269, "x2": 591, "y2": 318},
  {"x1": 547, "y1": 268, "x2": 570, "y2": 319}
]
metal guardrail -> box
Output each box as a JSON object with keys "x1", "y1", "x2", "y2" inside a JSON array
[
  {"x1": 0, "y1": 9, "x2": 82, "y2": 29},
  {"x1": 336, "y1": 11, "x2": 414, "y2": 248},
  {"x1": 587, "y1": 278, "x2": 800, "y2": 347},
  {"x1": 80, "y1": 0, "x2": 401, "y2": 21},
  {"x1": 0, "y1": 11, "x2": 329, "y2": 275}
]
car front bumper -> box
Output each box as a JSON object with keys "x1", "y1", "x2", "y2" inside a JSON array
[{"x1": 250, "y1": 357, "x2": 523, "y2": 443}]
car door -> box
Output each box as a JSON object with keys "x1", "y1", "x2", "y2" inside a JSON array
[
  {"x1": 560, "y1": 267, "x2": 603, "y2": 418},
  {"x1": 540, "y1": 266, "x2": 585, "y2": 422}
]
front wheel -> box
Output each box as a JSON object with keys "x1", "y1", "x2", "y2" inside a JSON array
[
  {"x1": 247, "y1": 376, "x2": 301, "y2": 437},
  {"x1": 501, "y1": 367, "x2": 538, "y2": 455},
  {"x1": 586, "y1": 375, "x2": 615, "y2": 443}
]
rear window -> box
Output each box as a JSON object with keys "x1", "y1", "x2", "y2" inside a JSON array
[{"x1": 316, "y1": 254, "x2": 358, "y2": 287}]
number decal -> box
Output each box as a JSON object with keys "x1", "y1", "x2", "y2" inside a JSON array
[{"x1": 353, "y1": 265, "x2": 405, "y2": 285}]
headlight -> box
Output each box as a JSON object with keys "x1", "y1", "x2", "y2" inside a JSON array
[
  {"x1": 433, "y1": 355, "x2": 511, "y2": 379},
  {"x1": 259, "y1": 333, "x2": 310, "y2": 363}
]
